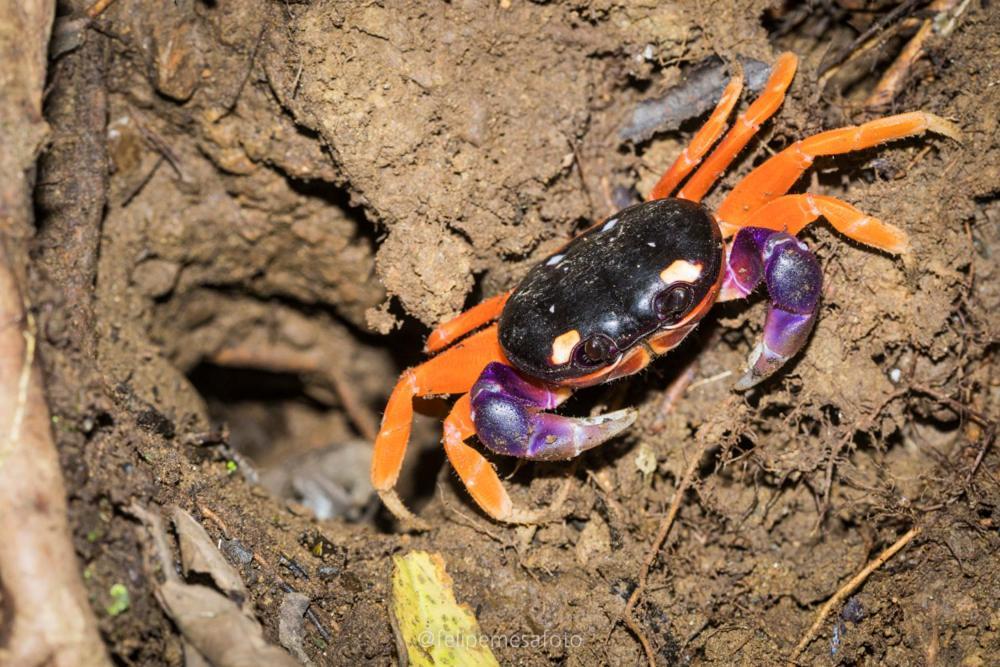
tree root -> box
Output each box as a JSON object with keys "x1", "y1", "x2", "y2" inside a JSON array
[
  {"x1": 789, "y1": 527, "x2": 921, "y2": 662},
  {"x1": 0, "y1": 1, "x2": 110, "y2": 664}
]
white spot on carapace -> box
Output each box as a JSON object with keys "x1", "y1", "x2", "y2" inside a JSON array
[
  {"x1": 659, "y1": 259, "x2": 702, "y2": 284},
  {"x1": 601, "y1": 217, "x2": 619, "y2": 232},
  {"x1": 549, "y1": 329, "x2": 580, "y2": 365},
  {"x1": 548, "y1": 304, "x2": 555, "y2": 314},
  {"x1": 546, "y1": 253, "x2": 565, "y2": 266}
]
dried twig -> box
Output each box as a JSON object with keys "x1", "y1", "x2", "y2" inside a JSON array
[
  {"x1": 789, "y1": 527, "x2": 921, "y2": 662},
  {"x1": 909, "y1": 384, "x2": 994, "y2": 428},
  {"x1": 817, "y1": 0, "x2": 922, "y2": 80},
  {"x1": 864, "y1": 0, "x2": 965, "y2": 109},
  {"x1": 623, "y1": 438, "x2": 711, "y2": 667},
  {"x1": 223, "y1": 21, "x2": 268, "y2": 116},
  {"x1": 86, "y1": 0, "x2": 118, "y2": 18}
]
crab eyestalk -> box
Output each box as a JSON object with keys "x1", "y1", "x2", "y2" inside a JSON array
[{"x1": 470, "y1": 362, "x2": 637, "y2": 460}]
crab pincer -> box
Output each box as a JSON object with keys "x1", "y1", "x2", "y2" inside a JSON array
[
  {"x1": 721, "y1": 228, "x2": 823, "y2": 389},
  {"x1": 470, "y1": 362, "x2": 637, "y2": 461}
]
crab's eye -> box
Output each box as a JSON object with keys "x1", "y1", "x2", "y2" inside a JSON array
[
  {"x1": 574, "y1": 334, "x2": 619, "y2": 367},
  {"x1": 654, "y1": 284, "x2": 694, "y2": 323}
]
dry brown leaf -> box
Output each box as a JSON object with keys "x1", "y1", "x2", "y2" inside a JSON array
[
  {"x1": 171, "y1": 506, "x2": 250, "y2": 608},
  {"x1": 131, "y1": 504, "x2": 300, "y2": 667},
  {"x1": 157, "y1": 581, "x2": 299, "y2": 667},
  {"x1": 278, "y1": 591, "x2": 313, "y2": 666}
]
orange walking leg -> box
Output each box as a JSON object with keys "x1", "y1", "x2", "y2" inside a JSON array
[
  {"x1": 647, "y1": 73, "x2": 744, "y2": 201},
  {"x1": 734, "y1": 194, "x2": 909, "y2": 253},
  {"x1": 442, "y1": 394, "x2": 513, "y2": 522},
  {"x1": 424, "y1": 290, "x2": 511, "y2": 354},
  {"x1": 371, "y1": 325, "x2": 506, "y2": 525},
  {"x1": 676, "y1": 52, "x2": 799, "y2": 203},
  {"x1": 442, "y1": 394, "x2": 554, "y2": 523},
  {"x1": 717, "y1": 112, "x2": 961, "y2": 227}
]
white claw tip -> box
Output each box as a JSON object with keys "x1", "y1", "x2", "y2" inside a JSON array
[{"x1": 733, "y1": 371, "x2": 761, "y2": 391}]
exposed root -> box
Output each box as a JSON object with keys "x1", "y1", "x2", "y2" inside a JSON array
[
  {"x1": 0, "y1": 249, "x2": 111, "y2": 667},
  {"x1": 650, "y1": 360, "x2": 699, "y2": 434},
  {"x1": 623, "y1": 437, "x2": 711, "y2": 667},
  {"x1": 788, "y1": 527, "x2": 922, "y2": 662},
  {"x1": 865, "y1": 0, "x2": 967, "y2": 110},
  {"x1": 813, "y1": 388, "x2": 908, "y2": 533},
  {"x1": 212, "y1": 338, "x2": 380, "y2": 443},
  {"x1": 0, "y1": 307, "x2": 33, "y2": 471},
  {"x1": 817, "y1": 0, "x2": 923, "y2": 87},
  {"x1": 0, "y1": 1, "x2": 110, "y2": 664}
]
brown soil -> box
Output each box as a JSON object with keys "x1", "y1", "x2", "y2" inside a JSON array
[{"x1": 27, "y1": 1, "x2": 998, "y2": 665}]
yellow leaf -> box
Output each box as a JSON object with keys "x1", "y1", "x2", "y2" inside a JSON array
[{"x1": 391, "y1": 551, "x2": 499, "y2": 667}]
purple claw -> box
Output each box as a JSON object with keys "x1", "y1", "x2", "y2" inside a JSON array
[
  {"x1": 722, "y1": 228, "x2": 822, "y2": 389},
  {"x1": 470, "y1": 362, "x2": 637, "y2": 461},
  {"x1": 734, "y1": 309, "x2": 816, "y2": 389}
]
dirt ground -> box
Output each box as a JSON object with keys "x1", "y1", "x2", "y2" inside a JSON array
[{"x1": 19, "y1": 0, "x2": 998, "y2": 664}]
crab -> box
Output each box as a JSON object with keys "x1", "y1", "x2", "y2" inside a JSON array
[{"x1": 370, "y1": 52, "x2": 959, "y2": 525}]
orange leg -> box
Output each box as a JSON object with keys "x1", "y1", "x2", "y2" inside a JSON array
[
  {"x1": 442, "y1": 393, "x2": 563, "y2": 524},
  {"x1": 442, "y1": 394, "x2": 513, "y2": 521},
  {"x1": 731, "y1": 194, "x2": 909, "y2": 253},
  {"x1": 677, "y1": 52, "x2": 799, "y2": 203},
  {"x1": 424, "y1": 290, "x2": 512, "y2": 354},
  {"x1": 371, "y1": 325, "x2": 505, "y2": 525},
  {"x1": 648, "y1": 73, "x2": 744, "y2": 201},
  {"x1": 717, "y1": 112, "x2": 961, "y2": 227}
]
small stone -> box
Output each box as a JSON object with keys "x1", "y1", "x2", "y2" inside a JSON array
[
  {"x1": 152, "y1": 20, "x2": 202, "y2": 102},
  {"x1": 841, "y1": 596, "x2": 864, "y2": 623},
  {"x1": 634, "y1": 443, "x2": 657, "y2": 476},
  {"x1": 131, "y1": 258, "x2": 180, "y2": 298},
  {"x1": 279, "y1": 313, "x2": 318, "y2": 348},
  {"x1": 221, "y1": 538, "x2": 254, "y2": 566}
]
